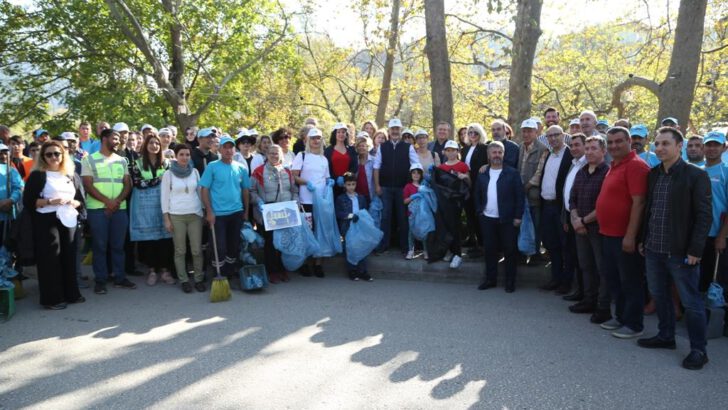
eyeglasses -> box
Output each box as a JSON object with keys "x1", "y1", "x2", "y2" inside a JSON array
[
  {"x1": 44, "y1": 151, "x2": 62, "y2": 159},
  {"x1": 280, "y1": 135, "x2": 291, "y2": 140}
]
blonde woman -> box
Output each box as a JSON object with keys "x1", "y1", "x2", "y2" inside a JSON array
[
  {"x1": 370, "y1": 128, "x2": 387, "y2": 156},
  {"x1": 23, "y1": 140, "x2": 85, "y2": 309}
]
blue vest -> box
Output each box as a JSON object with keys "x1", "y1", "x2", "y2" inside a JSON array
[{"x1": 379, "y1": 141, "x2": 411, "y2": 188}]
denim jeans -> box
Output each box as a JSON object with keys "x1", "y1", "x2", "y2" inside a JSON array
[
  {"x1": 645, "y1": 250, "x2": 707, "y2": 353},
  {"x1": 87, "y1": 209, "x2": 128, "y2": 284},
  {"x1": 480, "y1": 215, "x2": 518, "y2": 285},
  {"x1": 602, "y1": 235, "x2": 644, "y2": 331},
  {"x1": 378, "y1": 186, "x2": 407, "y2": 252},
  {"x1": 540, "y1": 202, "x2": 572, "y2": 284}
]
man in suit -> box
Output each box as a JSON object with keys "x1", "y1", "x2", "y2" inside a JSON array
[
  {"x1": 539, "y1": 125, "x2": 574, "y2": 294},
  {"x1": 517, "y1": 118, "x2": 548, "y2": 262},
  {"x1": 475, "y1": 141, "x2": 525, "y2": 292}
]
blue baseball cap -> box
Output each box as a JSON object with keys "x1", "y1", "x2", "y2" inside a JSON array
[
  {"x1": 661, "y1": 117, "x2": 679, "y2": 126},
  {"x1": 630, "y1": 125, "x2": 648, "y2": 138},
  {"x1": 34, "y1": 129, "x2": 49, "y2": 139},
  {"x1": 219, "y1": 136, "x2": 235, "y2": 147},
  {"x1": 703, "y1": 131, "x2": 726, "y2": 145},
  {"x1": 197, "y1": 127, "x2": 214, "y2": 138},
  {"x1": 597, "y1": 120, "x2": 610, "y2": 127}
]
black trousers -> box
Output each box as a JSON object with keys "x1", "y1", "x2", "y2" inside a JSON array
[
  {"x1": 137, "y1": 239, "x2": 173, "y2": 271},
  {"x1": 262, "y1": 229, "x2": 284, "y2": 274},
  {"x1": 464, "y1": 196, "x2": 483, "y2": 246},
  {"x1": 33, "y1": 212, "x2": 81, "y2": 306},
  {"x1": 480, "y1": 215, "x2": 518, "y2": 285}
]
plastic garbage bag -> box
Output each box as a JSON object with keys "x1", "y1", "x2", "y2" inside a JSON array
[
  {"x1": 408, "y1": 185, "x2": 437, "y2": 241},
  {"x1": 0, "y1": 247, "x2": 18, "y2": 288},
  {"x1": 240, "y1": 222, "x2": 264, "y2": 248},
  {"x1": 312, "y1": 186, "x2": 342, "y2": 257},
  {"x1": 369, "y1": 195, "x2": 383, "y2": 229},
  {"x1": 273, "y1": 213, "x2": 320, "y2": 271},
  {"x1": 707, "y1": 282, "x2": 725, "y2": 308},
  {"x1": 345, "y1": 210, "x2": 383, "y2": 265},
  {"x1": 518, "y1": 200, "x2": 536, "y2": 256}
]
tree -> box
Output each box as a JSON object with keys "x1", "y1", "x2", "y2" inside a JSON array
[
  {"x1": 611, "y1": 0, "x2": 708, "y2": 129},
  {"x1": 424, "y1": 0, "x2": 454, "y2": 136},
  {"x1": 507, "y1": 0, "x2": 542, "y2": 141},
  {"x1": 375, "y1": 0, "x2": 401, "y2": 126}
]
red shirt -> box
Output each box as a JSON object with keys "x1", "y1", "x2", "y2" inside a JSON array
[
  {"x1": 438, "y1": 161, "x2": 469, "y2": 175},
  {"x1": 403, "y1": 182, "x2": 420, "y2": 216},
  {"x1": 331, "y1": 149, "x2": 350, "y2": 177},
  {"x1": 356, "y1": 164, "x2": 369, "y2": 198},
  {"x1": 596, "y1": 151, "x2": 649, "y2": 237}
]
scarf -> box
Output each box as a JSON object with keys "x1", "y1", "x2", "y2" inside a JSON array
[{"x1": 170, "y1": 160, "x2": 193, "y2": 179}]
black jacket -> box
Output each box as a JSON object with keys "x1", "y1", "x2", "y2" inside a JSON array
[
  {"x1": 474, "y1": 165, "x2": 525, "y2": 223},
  {"x1": 539, "y1": 146, "x2": 573, "y2": 208},
  {"x1": 640, "y1": 159, "x2": 712, "y2": 258},
  {"x1": 462, "y1": 143, "x2": 488, "y2": 190}
]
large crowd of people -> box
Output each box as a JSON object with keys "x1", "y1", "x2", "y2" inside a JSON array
[{"x1": 0, "y1": 108, "x2": 726, "y2": 371}]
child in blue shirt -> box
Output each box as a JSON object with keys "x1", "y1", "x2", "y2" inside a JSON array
[{"x1": 335, "y1": 172, "x2": 371, "y2": 281}]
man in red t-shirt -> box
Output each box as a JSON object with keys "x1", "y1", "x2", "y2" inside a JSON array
[{"x1": 595, "y1": 126, "x2": 648, "y2": 339}]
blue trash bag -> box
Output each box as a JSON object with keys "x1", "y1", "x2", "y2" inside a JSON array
[
  {"x1": 240, "y1": 222, "x2": 264, "y2": 249},
  {"x1": 518, "y1": 201, "x2": 536, "y2": 256},
  {"x1": 312, "y1": 186, "x2": 343, "y2": 257},
  {"x1": 369, "y1": 195, "x2": 383, "y2": 228},
  {"x1": 0, "y1": 247, "x2": 17, "y2": 288},
  {"x1": 408, "y1": 185, "x2": 437, "y2": 241},
  {"x1": 345, "y1": 210, "x2": 384, "y2": 265},
  {"x1": 273, "y1": 213, "x2": 320, "y2": 271},
  {"x1": 240, "y1": 265, "x2": 268, "y2": 290},
  {"x1": 707, "y1": 282, "x2": 725, "y2": 308}
]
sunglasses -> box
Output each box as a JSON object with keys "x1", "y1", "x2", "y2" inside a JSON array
[{"x1": 44, "y1": 151, "x2": 62, "y2": 159}]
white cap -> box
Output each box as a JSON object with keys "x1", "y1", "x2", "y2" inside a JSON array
[
  {"x1": 530, "y1": 117, "x2": 542, "y2": 125},
  {"x1": 388, "y1": 118, "x2": 403, "y2": 128},
  {"x1": 307, "y1": 128, "x2": 323, "y2": 138},
  {"x1": 521, "y1": 118, "x2": 538, "y2": 129},
  {"x1": 158, "y1": 127, "x2": 172, "y2": 136},
  {"x1": 569, "y1": 118, "x2": 580, "y2": 126},
  {"x1": 444, "y1": 140, "x2": 460, "y2": 150},
  {"x1": 248, "y1": 128, "x2": 259, "y2": 136},
  {"x1": 356, "y1": 131, "x2": 370, "y2": 139},
  {"x1": 332, "y1": 123, "x2": 347, "y2": 131},
  {"x1": 402, "y1": 128, "x2": 414, "y2": 136},
  {"x1": 414, "y1": 129, "x2": 428, "y2": 138},
  {"x1": 112, "y1": 122, "x2": 129, "y2": 132},
  {"x1": 237, "y1": 128, "x2": 250, "y2": 139},
  {"x1": 140, "y1": 123, "x2": 154, "y2": 132},
  {"x1": 409, "y1": 163, "x2": 423, "y2": 172},
  {"x1": 166, "y1": 125, "x2": 177, "y2": 135},
  {"x1": 60, "y1": 132, "x2": 77, "y2": 140},
  {"x1": 0, "y1": 143, "x2": 8, "y2": 151}
]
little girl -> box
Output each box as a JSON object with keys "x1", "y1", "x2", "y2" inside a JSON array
[
  {"x1": 438, "y1": 140, "x2": 470, "y2": 269},
  {"x1": 403, "y1": 164, "x2": 428, "y2": 260}
]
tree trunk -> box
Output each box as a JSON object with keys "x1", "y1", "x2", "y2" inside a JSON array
[
  {"x1": 375, "y1": 0, "x2": 400, "y2": 127},
  {"x1": 656, "y1": 0, "x2": 707, "y2": 129},
  {"x1": 507, "y1": 0, "x2": 542, "y2": 143},
  {"x1": 424, "y1": 0, "x2": 454, "y2": 137}
]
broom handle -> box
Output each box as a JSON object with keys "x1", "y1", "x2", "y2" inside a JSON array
[
  {"x1": 714, "y1": 251, "x2": 720, "y2": 283},
  {"x1": 210, "y1": 224, "x2": 222, "y2": 279}
]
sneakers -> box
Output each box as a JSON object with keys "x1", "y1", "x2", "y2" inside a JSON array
[
  {"x1": 449, "y1": 255, "x2": 462, "y2": 269},
  {"x1": 600, "y1": 318, "x2": 622, "y2": 330},
  {"x1": 147, "y1": 271, "x2": 158, "y2": 286},
  {"x1": 443, "y1": 251, "x2": 454, "y2": 262},
  {"x1": 160, "y1": 271, "x2": 175, "y2": 285},
  {"x1": 349, "y1": 272, "x2": 360, "y2": 281},
  {"x1": 114, "y1": 278, "x2": 137, "y2": 289},
  {"x1": 181, "y1": 282, "x2": 193, "y2": 293},
  {"x1": 612, "y1": 327, "x2": 644, "y2": 339},
  {"x1": 360, "y1": 273, "x2": 373, "y2": 282},
  {"x1": 682, "y1": 350, "x2": 709, "y2": 370},
  {"x1": 637, "y1": 335, "x2": 677, "y2": 350},
  {"x1": 590, "y1": 309, "x2": 612, "y2": 324},
  {"x1": 568, "y1": 301, "x2": 596, "y2": 314},
  {"x1": 405, "y1": 250, "x2": 415, "y2": 260},
  {"x1": 94, "y1": 283, "x2": 107, "y2": 294}
]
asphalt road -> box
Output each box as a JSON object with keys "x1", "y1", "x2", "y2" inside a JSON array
[{"x1": 1, "y1": 271, "x2": 727, "y2": 409}]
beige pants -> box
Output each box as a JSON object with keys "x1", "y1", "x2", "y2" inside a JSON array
[{"x1": 169, "y1": 214, "x2": 204, "y2": 283}]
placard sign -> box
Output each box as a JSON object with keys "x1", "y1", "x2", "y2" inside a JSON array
[{"x1": 261, "y1": 201, "x2": 302, "y2": 231}]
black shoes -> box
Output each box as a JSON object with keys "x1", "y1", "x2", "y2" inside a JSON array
[
  {"x1": 569, "y1": 301, "x2": 596, "y2": 314},
  {"x1": 682, "y1": 350, "x2": 709, "y2": 370},
  {"x1": 478, "y1": 280, "x2": 497, "y2": 290},
  {"x1": 181, "y1": 282, "x2": 193, "y2": 293},
  {"x1": 590, "y1": 309, "x2": 612, "y2": 324},
  {"x1": 114, "y1": 279, "x2": 137, "y2": 289},
  {"x1": 539, "y1": 280, "x2": 560, "y2": 291},
  {"x1": 637, "y1": 335, "x2": 676, "y2": 350},
  {"x1": 314, "y1": 265, "x2": 325, "y2": 278},
  {"x1": 299, "y1": 265, "x2": 312, "y2": 277},
  {"x1": 360, "y1": 273, "x2": 373, "y2": 282},
  {"x1": 194, "y1": 281, "x2": 206, "y2": 292},
  {"x1": 562, "y1": 291, "x2": 584, "y2": 302},
  {"x1": 554, "y1": 284, "x2": 571, "y2": 295},
  {"x1": 94, "y1": 283, "x2": 107, "y2": 294},
  {"x1": 69, "y1": 296, "x2": 86, "y2": 304},
  {"x1": 44, "y1": 303, "x2": 68, "y2": 310}
]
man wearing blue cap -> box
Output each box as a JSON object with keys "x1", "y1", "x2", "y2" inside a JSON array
[
  {"x1": 596, "y1": 120, "x2": 610, "y2": 135},
  {"x1": 630, "y1": 125, "x2": 660, "y2": 168},
  {"x1": 199, "y1": 135, "x2": 250, "y2": 281},
  {"x1": 700, "y1": 130, "x2": 728, "y2": 294},
  {"x1": 34, "y1": 129, "x2": 50, "y2": 145}
]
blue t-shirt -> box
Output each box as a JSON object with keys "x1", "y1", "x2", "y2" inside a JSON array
[
  {"x1": 703, "y1": 163, "x2": 728, "y2": 237},
  {"x1": 638, "y1": 151, "x2": 661, "y2": 168},
  {"x1": 80, "y1": 139, "x2": 101, "y2": 155},
  {"x1": 199, "y1": 159, "x2": 250, "y2": 216}
]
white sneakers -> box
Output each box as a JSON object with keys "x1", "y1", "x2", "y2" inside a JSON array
[
  {"x1": 405, "y1": 250, "x2": 415, "y2": 260},
  {"x1": 443, "y1": 251, "x2": 454, "y2": 262},
  {"x1": 449, "y1": 255, "x2": 462, "y2": 269}
]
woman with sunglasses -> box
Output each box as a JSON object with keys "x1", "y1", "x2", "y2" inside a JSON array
[
  {"x1": 23, "y1": 141, "x2": 85, "y2": 310},
  {"x1": 271, "y1": 127, "x2": 295, "y2": 168}
]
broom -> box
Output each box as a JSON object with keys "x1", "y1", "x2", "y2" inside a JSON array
[{"x1": 209, "y1": 225, "x2": 231, "y2": 302}]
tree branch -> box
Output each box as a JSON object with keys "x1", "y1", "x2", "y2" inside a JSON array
[
  {"x1": 446, "y1": 14, "x2": 512, "y2": 42},
  {"x1": 610, "y1": 75, "x2": 661, "y2": 117}
]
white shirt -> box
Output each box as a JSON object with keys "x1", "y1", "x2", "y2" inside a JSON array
[
  {"x1": 160, "y1": 169, "x2": 203, "y2": 217},
  {"x1": 250, "y1": 153, "x2": 266, "y2": 172},
  {"x1": 563, "y1": 155, "x2": 587, "y2": 212},
  {"x1": 373, "y1": 140, "x2": 421, "y2": 169},
  {"x1": 348, "y1": 193, "x2": 360, "y2": 214},
  {"x1": 540, "y1": 146, "x2": 565, "y2": 200},
  {"x1": 465, "y1": 146, "x2": 475, "y2": 168},
  {"x1": 281, "y1": 150, "x2": 295, "y2": 169},
  {"x1": 291, "y1": 152, "x2": 329, "y2": 205},
  {"x1": 37, "y1": 171, "x2": 76, "y2": 214},
  {"x1": 484, "y1": 168, "x2": 502, "y2": 218}
]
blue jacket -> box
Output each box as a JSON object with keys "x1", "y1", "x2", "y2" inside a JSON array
[
  {"x1": 474, "y1": 165, "x2": 525, "y2": 223},
  {"x1": 335, "y1": 193, "x2": 368, "y2": 235}
]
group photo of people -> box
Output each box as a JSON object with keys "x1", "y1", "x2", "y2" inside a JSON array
[{"x1": 0, "y1": 107, "x2": 726, "y2": 372}]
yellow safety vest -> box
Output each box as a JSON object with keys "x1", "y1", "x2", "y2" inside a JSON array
[{"x1": 85, "y1": 152, "x2": 128, "y2": 210}]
